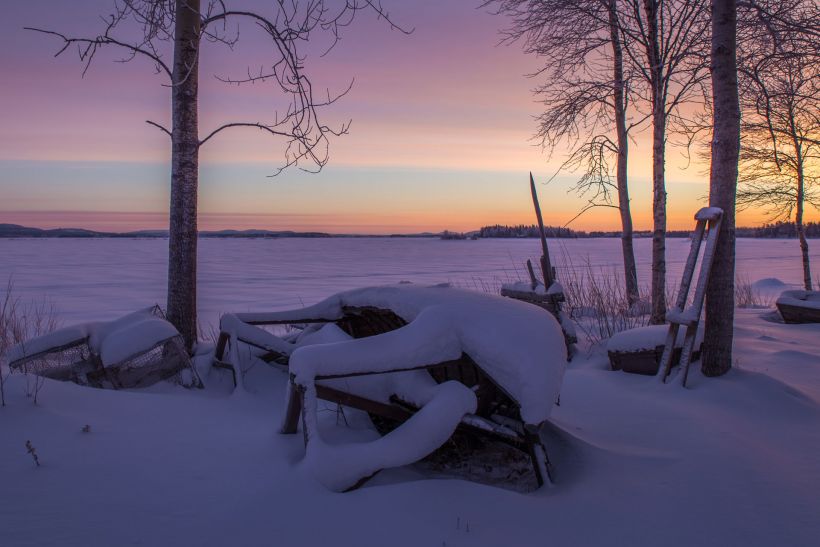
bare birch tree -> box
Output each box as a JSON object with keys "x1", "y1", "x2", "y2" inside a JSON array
[
  {"x1": 736, "y1": 0, "x2": 820, "y2": 291},
  {"x1": 487, "y1": 0, "x2": 642, "y2": 305},
  {"x1": 701, "y1": 0, "x2": 740, "y2": 377},
  {"x1": 619, "y1": 0, "x2": 711, "y2": 324},
  {"x1": 28, "y1": 0, "x2": 405, "y2": 349}
]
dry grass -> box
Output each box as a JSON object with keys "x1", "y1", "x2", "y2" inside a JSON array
[
  {"x1": 558, "y1": 257, "x2": 651, "y2": 346},
  {"x1": 734, "y1": 275, "x2": 775, "y2": 309},
  {"x1": 0, "y1": 279, "x2": 59, "y2": 406}
]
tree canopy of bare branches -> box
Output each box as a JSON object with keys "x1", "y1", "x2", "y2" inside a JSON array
[
  {"x1": 736, "y1": 0, "x2": 820, "y2": 290},
  {"x1": 618, "y1": 0, "x2": 711, "y2": 324},
  {"x1": 28, "y1": 0, "x2": 407, "y2": 347},
  {"x1": 487, "y1": 0, "x2": 643, "y2": 305}
]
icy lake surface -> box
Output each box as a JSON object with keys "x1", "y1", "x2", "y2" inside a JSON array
[{"x1": 0, "y1": 237, "x2": 813, "y2": 326}]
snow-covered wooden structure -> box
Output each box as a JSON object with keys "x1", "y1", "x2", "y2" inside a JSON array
[
  {"x1": 215, "y1": 284, "x2": 567, "y2": 491},
  {"x1": 607, "y1": 324, "x2": 705, "y2": 375},
  {"x1": 6, "y1": 306, "x2": 200, "y2": 389},
  {"x1": 776, "y1": 290, "x2": 820, "y2": 323},
  {"x1": 607, "y1": 207, "x2": 722, "y2": 386}
]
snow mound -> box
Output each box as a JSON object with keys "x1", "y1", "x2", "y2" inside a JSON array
[{"x1": 752, "y1": 278, "x2": 787, "y2": 290}]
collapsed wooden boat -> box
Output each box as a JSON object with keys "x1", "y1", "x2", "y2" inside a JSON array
[
  {"x1": 776, "y1": 290, "x2": 820, "y2": 323},
  {"x1": 6, "y1": 306, "x2": 200, "y2": 389},
  {"x1": 215, "y1": 284, "x2": 567, "y2": 492}
]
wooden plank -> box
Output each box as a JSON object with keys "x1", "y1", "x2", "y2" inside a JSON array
[
  {"x1": 243, "y1": 318, "x2": 335, "y2": 326},
  {"x1": 214, "y1": 332, "x2": 229, "y2": 361},
  {"x1": 314, "y1": 358, "x2": 467, "y2": 381},
  {"x1": 315, "y1": 384, "x2": 412, "y2": 422}
]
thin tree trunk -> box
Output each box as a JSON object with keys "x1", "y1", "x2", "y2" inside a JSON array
[
  {"x1": 702, "y1": 0, "x2": 739, "y2": 377},
  {"x1": 644, "y1": 0, "x2": 667, "y2": 324},
  {"x1": 794, "y1": 143, "x2": 811, "y2": 290},
  {"x1": 167, "y1": 0, "x2": 200, "y2": 351},
  {"x1": 610, "y1": 0, "x2": 639, "y2": 306}
]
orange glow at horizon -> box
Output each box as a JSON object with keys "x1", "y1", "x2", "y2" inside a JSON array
[{"x1": 1, "y1": 2, "x2": 814, "y2": 235}]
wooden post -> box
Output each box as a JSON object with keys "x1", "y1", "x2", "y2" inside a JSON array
[
  {"x1": 526, "y1": 259, "x2": 538, "y2": 290},
  {"x1": 530, "y1": 173, "x2": 555, "y2": 288},
  {"x1": 281, "y1": 377, "x2": 304, "y2": 434}
]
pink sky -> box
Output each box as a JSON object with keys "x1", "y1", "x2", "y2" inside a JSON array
[{"x1": 0, "y1": 0, "x2": 784, "y2": 233}]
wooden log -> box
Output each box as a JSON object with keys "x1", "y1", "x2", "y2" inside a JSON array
[{"x1": 315, "y1": 384, "x2": 412, "y2": 422}]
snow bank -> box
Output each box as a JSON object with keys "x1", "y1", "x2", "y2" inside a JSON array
[
  {"x1": 607, "y1": 324, "x2": 705, "y2": 353},
  {"x1": 753, "y1": 278, "x2": 787, "y2": 291},
  {"x1": 287, "y1": 284, "x2": 566, "y2": 424}
]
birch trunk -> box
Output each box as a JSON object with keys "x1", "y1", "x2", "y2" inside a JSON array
[
  {"x1": 795, "y1": 151, "x2": 812, "y2": 291},
  {"x1": 643, "y1": 0, "x2": 667, "y2": 324},
  {"x1": 166, "y1": 0, "x2": 200, "y2": 351},
  {"x1": 702, "y1": 0, "x2": 739, "y2": 377},
  {"x1": 609, "y1": 0, "x2": 639, "y2": 306}
]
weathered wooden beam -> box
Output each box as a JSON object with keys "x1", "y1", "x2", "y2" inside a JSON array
[
  {"x1": 281, "y1": 379, "x2": 304, "y2": 434},
  {"x1": 316, "y1": 384, "x2": 412, "y2": 422},
  {"x1": 530, "y1": 172, "x2": 555, "y2": 287}
]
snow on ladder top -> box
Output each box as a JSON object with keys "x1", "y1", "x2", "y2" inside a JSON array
[
  {"x1": 695, "y1": 207, "x2": 723, "y2": 221},
  {"x1": 665, "y1": 307, "x2": 700, "y2": 326}
]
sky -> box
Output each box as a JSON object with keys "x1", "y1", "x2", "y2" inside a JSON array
[{"x1": 0, "y1": 0, "x2": 787, "y2": 234}]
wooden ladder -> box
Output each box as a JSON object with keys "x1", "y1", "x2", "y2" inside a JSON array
[{"x1": 657, "y1": 207, "x2": 723, "y2": 387}]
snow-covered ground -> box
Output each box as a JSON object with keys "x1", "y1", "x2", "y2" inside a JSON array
[{"x1": 1, "y1": 237, "x2": 819, "y2": 546}]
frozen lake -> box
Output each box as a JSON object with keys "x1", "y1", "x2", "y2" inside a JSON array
[{"x1": 0, "y1": 237, "x2": 814, "y2": 327}]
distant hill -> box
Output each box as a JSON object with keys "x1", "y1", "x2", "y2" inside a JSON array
[
  {"x1": 3, "y1": 221, "x2": 813, "y2": 239},
  {"x1": 0, "y1": 223, "x2": 444, "y2": 239},
  {"x1": 0, "y1": 224, "x2": 335, "y2": 239}
]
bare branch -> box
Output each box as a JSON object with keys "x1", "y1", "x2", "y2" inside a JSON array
[{"x1": 145, "y1": 119, "x2": 172, "y2": 138}]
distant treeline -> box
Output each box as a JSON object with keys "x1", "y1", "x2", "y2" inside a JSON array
[
  {"x1": 478, "y1": 224, "x2": 579, "y2": 238},
  {"x1": 735, "y1": 221, "x2": 820, "y2": 238},
  {"x1": 478, "y1": 222, "x2": 818, "y2": 239}
]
